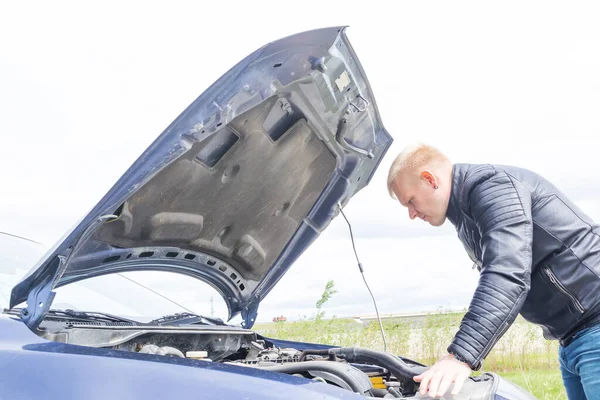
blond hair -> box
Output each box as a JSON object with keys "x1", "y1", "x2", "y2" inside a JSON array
[{"x1": 386, "y1": 143, "x2": 450, "y2": 199}]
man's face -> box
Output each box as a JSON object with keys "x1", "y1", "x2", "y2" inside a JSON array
[{"x1": 391, "y1": 170, "x2": 448, "y2": 227}]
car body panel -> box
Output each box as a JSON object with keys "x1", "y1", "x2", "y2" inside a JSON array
[{"x1": 0, "y1": 314, "x2": 365, "y2": 399}]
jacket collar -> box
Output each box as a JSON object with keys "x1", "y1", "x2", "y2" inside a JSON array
[{"x1": 446, "y1": 163, "x2": 470, "y2": 227}]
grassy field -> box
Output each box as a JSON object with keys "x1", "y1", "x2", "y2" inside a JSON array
[{"x1": 253, "y1": 311, "x2": 566, "y2": 399}]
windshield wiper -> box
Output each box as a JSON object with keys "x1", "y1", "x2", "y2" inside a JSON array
[
  {"x1": 45, "y1": 309, "x2": 142, "y2": 325},
  {"x1": 149, "y1": 312, "x2": 226, "y2": 326}
]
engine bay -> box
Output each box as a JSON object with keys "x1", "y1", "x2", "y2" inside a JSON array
[{"x1": 32, "y1": 313, "x2": 504, "y2": 399}]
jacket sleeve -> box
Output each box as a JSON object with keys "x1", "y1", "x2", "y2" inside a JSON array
[{"x1": 447, "y1": 170, "x2": 533, "y2": 370}]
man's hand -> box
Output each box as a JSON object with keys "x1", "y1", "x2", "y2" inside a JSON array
[{"x1": 413, "y1": 353, "x2": 471, "y2": 398}]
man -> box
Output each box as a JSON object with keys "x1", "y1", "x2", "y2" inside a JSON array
[{"x1": 386, "y1": 143, "x2": 600, "y2": 399}]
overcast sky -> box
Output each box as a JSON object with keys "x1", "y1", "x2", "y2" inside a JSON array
[{"x1": 1, "y1": 1, "x2": 599, "y2": 324}]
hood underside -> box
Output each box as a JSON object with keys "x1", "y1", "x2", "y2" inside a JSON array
[
  {"x1": 11, "y1": 26, "x2": 392, "y2": 330},
  {"x1": 95, "y1": 103, "x2": 336, "y2": 284}
]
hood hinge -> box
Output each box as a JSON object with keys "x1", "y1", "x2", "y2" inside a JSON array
[{"x1": 241, "y1": 301, "x2": 259, "y2": 329}]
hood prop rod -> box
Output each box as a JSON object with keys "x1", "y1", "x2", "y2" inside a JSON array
[{"x1": 338, "y1": 203, "x2": 388, "y2": 352}]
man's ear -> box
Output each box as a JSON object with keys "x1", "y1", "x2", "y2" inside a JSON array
[{"x1": 420, "y1": 170, "x2": 439, "y2": 189}]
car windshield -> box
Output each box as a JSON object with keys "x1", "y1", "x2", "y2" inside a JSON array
[{"x1": 0, "y1": 232, "x2": 230, "y2": 323}]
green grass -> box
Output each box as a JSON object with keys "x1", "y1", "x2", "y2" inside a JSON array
[
  {"x1": 253, "y1": 311, "x2": 568, "y2": 399},
  {"x1": 498, "y1": 370, "x2": 566, "y2": 400}
]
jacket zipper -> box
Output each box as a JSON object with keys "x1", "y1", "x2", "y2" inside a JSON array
[
  {"x1": 478, "y1": 320, "x2": 511, "y2": 368},
  {"x1": 544, "y1": 267, "x2": 585, "y2": 313}
]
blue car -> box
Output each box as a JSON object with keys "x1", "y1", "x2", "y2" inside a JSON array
[{"x1": 1, "y1": 27, "x2": 535, "y2": 399}]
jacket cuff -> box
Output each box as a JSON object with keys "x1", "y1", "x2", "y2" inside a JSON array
[{"x1": 447, "y1": 343, "x2": 482, "y2": 371}]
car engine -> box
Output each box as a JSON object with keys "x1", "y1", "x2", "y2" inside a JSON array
[{"x1": 33, "y1": 314, "x2": 534, "y2": 399}]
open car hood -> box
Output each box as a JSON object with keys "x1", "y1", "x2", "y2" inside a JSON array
[{"x1": 10, "y1": 26, "x2": 392, "y2": 330}]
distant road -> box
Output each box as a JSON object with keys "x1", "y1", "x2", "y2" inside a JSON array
[{"x1": 352, "y1": 310, "x2": 465, "y2": 324}]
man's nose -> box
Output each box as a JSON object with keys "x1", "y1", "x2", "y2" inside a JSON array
[{"x1": 408, "y1": 206, "x2": 418, "y2": 220}]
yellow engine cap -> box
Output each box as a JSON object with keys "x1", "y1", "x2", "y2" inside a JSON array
[{"x1": 369, "y1": 376, "x2": 386, "y2": 389}]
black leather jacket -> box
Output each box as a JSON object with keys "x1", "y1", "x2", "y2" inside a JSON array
[{"x1": 446, "y1": 163, "x2": 600, "y2": 371}]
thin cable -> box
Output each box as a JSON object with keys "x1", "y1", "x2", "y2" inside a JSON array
[
  {"x1": 116, "y1": 273, "x2": 197, "y2": 315},
  {"x1": 0, "y1": 231, "x2": 44, "y2": 245},
  {"x1": 340, "y1": 207, "x2": 361, "y2": 264},
  {"x1": 338, "y1": 204, "x2": 388, "y2": 352}
]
